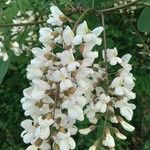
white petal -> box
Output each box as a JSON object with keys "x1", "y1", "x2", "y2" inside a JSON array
[
  {"x1": 83, "y1": 33, "x2": 94, "y2": 42},
  {"x1": 122, "y1": 54, "x2": 132, "y2": 63},
  {"x1": 63, "y1": 26, "x2": 74, "y2": 46},
  {"x1": 89, "y1": 145, "x2": 96, "y2": 150},
  {"x1": 39, "y1": 142, "x2": 51, "y2": 150},
  {"x1": 106, "y1": 133, "x2": 115, "y2": 148},
  {"x1": 72, "y1": 35, "x2": 82, "y2": 45},
  {"x1": 79, "y1": 128, "x2": 91, "y2": 135},
  {"x1": 110, "y1": 58, "x2": 118, "y2": 65},
  {"x1": 23, "y1": 132, "x2": 34, "y2": 144},
  {"x1": 116, "y1": 132, "x2": 127, "y2": 140},
  {"x1": 92, "y1": 26, "x2": 103, "y2": 36},
  {"x1": 114, "y1": 87, "x2": 124, "y2": 95},
  {"x1": 120, "y1": 120, "x2": 135, "y2": 132},
  {"x1": 21, "y1": 119, "x2": 33, "y2": 129},
  {"x1": 120, "y1": 106, "x2": 133, "y2": 121},
  {"x1": 68, "y1": 137, "x2": 76, "y2": 149},
  {"x1": 26, "y1": 145, "x2": 38, "y2": 150},
  {"x1": 60, "y1": 79, "x2": 73, "y2": 91},
  {"x1": 40, "y1": 127, "x2": 50, "y2": 139},
  {"x1": 58, "y1": 140, "x2": 70, "y2": 150},
  {"x1": 95, "y1": 37, "x2": 102, "y2": 45},
  {"x1": 68, "y1": 108, "x2": 78, "y2": 119},
  {"x1": 76, "y1": 21, "x2": 88, "y2": 35}
]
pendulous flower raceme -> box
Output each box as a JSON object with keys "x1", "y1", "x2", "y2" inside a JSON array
[{"x1": 21, "y1": 5, "x2": 136, "y2": 150}]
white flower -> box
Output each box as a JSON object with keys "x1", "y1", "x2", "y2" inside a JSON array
[
  {"x1": 34, "y1": 116, "x2": 54, "y2": 139},
  {"x1": 79, "y1": 125, "x2": 96, "y2": 135},
  {"x1": 32, "y1": 79, "x2": 51, "y2": 91},
  {"x1": 110, "y1": 116, "x2": 118, "y2": 123},
  {"x1": 11, "y1": 41, "x2": 22, "y2": 56},
  {"x1": 5, "y1": 0, "x2": 12, "y2": 5},
  {"x1": 54, "y1": 132, "x2": 76, "y2": 150},
  {"x1": 26, "y1": 64, "x2": 43, "y2": 80},
  {"x1": 115, "y1": 98, "x2": 136, "y2": 121},
  {"x1": 89, "y1": 145, "x2": 96, "y2": 150},
  {"x1": 120, "y1": 119, "x2": 135, "y2": 132},
  {"x1": 115, "y1": 131, "x2": 127, "y2": 140},
  {"x1": 21, "y1": 119, "x2": 36, "y2": 144},
  {"x1": 95, "y1": 93, "x2": 111, "y2": 113},
  {"x1": 63, "y1": 26, "x2": 74, "y2": 46},
  {"x1": 121, "y1": 54, "x2": 132, "y2": 70},
  {"x1": 103, "y1": 47, "x2": 122, "y2": 65},
  {"x1": 110, "y1": 77, "x2": 124, "y2": 95},
  {"x1": 57, "y1": 50, "x2": 80, "y2": 71},
  {"x1": 47, "y1": 6, "x2": 66, "y2": 26},
  {"x1": 26, "y1": 145, "x2": 38, "y2": 150},
  {"x1": 50, "y1": 68, "x2": 73, "y2": 91},
  {"x1": 62, "y1": 96, "x2": 86, "y2": 121},
  {"x1": 2, "y1": 52, "x2": 9, "y2": 61},
  {"x1": 27, "y1": 143, "x2": 51, "y2": 150},
  {"x1": 23, "y1": 86, "x2": 45, "y2": 100},
  {"x1": 103, "y1": 132, "x2": 115, "y2": 148},
  {"x1": 39, "y1": 27, "x2": 54, "y2": 48}
]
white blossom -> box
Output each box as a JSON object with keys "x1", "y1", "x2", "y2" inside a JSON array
[{"x1": 47, "y1": 6, "x2": 66, "y2": 26}]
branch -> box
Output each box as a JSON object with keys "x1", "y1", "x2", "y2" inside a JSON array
[
  {"x1": 0, "y1": 0, "x2": 141, "y2": 29},
  {"x1": 0, "y1": 21, "x2": 46, "y2": 28},
  {"x1": 138, "y1": 2, "x2": 150, "y2": 7},
  {"x1": 99, "y1": 0, "x2": 141, "y2": 13},
  {"x1": 101, "y1": 12, "x2": 109, "y2": 94},
  {"x1": 99, "y1": 12, "x2": 110, "y2": 142},
  {"x1": 73, "y1": 8, "x2": 92, "y2": 32},
  {"x1": 65, "y1": 0, "x2": 141, "y2": 15}
]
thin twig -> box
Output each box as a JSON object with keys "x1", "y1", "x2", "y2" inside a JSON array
[
  {"x1": 138, "y1": 2, "x2": 150, "y2": 7},
  {"x1": 99, "y1": 0, "x2": 141, "y2": 13},
  {"x1": 99, "y1": 12, "x2": 109, "y2": 144},
  {"x1": 0, "y1": 21, "x2": 46, "y2": 28},
  {"x1": 73, "y1": 8, "x2": 92, "y2": 32},
  {"x1": 101, "y1": 13, "x2": 109, "y2": 94},
  {"x1": 0, "y1": 0, "x2": 141, "y2": 29}
]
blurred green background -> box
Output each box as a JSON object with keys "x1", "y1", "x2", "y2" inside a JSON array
[{"x1": 0, "y1": 0, "x2": 150, "y2": 149}]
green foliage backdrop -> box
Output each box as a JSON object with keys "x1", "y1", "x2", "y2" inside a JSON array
[{"x1": 0, "y1": 0, "x2": 150, "y2": 149}]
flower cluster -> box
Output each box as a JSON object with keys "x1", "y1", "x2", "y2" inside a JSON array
[
  {"x1": 114, "y1": 0, "x2": 137, "y2": 13},
  {"x1": 0, "y1": 41, "x2": 8, "y2": 61},
  {"x1": 21, "y1": 5, "x2": 136, "y2": 150},
  {"x1": 10, "y1": 11, "x2": 39, "y2": 56}
]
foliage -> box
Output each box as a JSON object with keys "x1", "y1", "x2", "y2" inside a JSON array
[{"x1": 0, "y1": 0, "x2": 150, "y2": 149}]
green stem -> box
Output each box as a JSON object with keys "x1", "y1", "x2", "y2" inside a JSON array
[
  {"x1": 99, "y1": 0, "x2": 141, "y2": 13},
  {"x1": 92, "y1": 0, "x2": 94, "y2": 9},
  {"x1": 98, "y1": 12, "x2": 109, "y2": 147},
  {"x1": 101, "y1": 13, "x2": 109, "y2": 93},
  {"x1": 73, "y1": 8, "x2": 92, "y2": 32},
  {"x1": 138, "y1": 2, "x2": 150, "y2": 7}
]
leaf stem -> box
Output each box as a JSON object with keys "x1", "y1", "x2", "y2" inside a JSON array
[{"x1": 101, "y1": 12, "x2": 109, "y2": 94}]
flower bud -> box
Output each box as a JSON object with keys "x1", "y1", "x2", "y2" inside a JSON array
[
  {"x1": 89, "y1": 145, "x2": 96, "y2": 150},
  {"x1": 79, "y1": 125, "x2": 96, "y2": 135},
  {"x1": 114, "y1": 128, "x2": 127, "y2": 140},
  {"x1": 26, "y1": 145, "x2": 38, "y2": 150},
  {"x1": 118, "y1": 117, "x2": 135, "y2": 132},
  {"x1": 110, "y1": 116, "x2": 118, "y2": 123}
]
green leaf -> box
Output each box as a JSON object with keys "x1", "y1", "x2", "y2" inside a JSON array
[
  {"x1": 137, "y1": 8, "x2": 150, "y2": 32},
  {"x1": 142, "y1": 0, "x2": 150, "y2": 3},
  {"x1": 0, "y1": 59, "x2": 10, "y2": 84}
]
